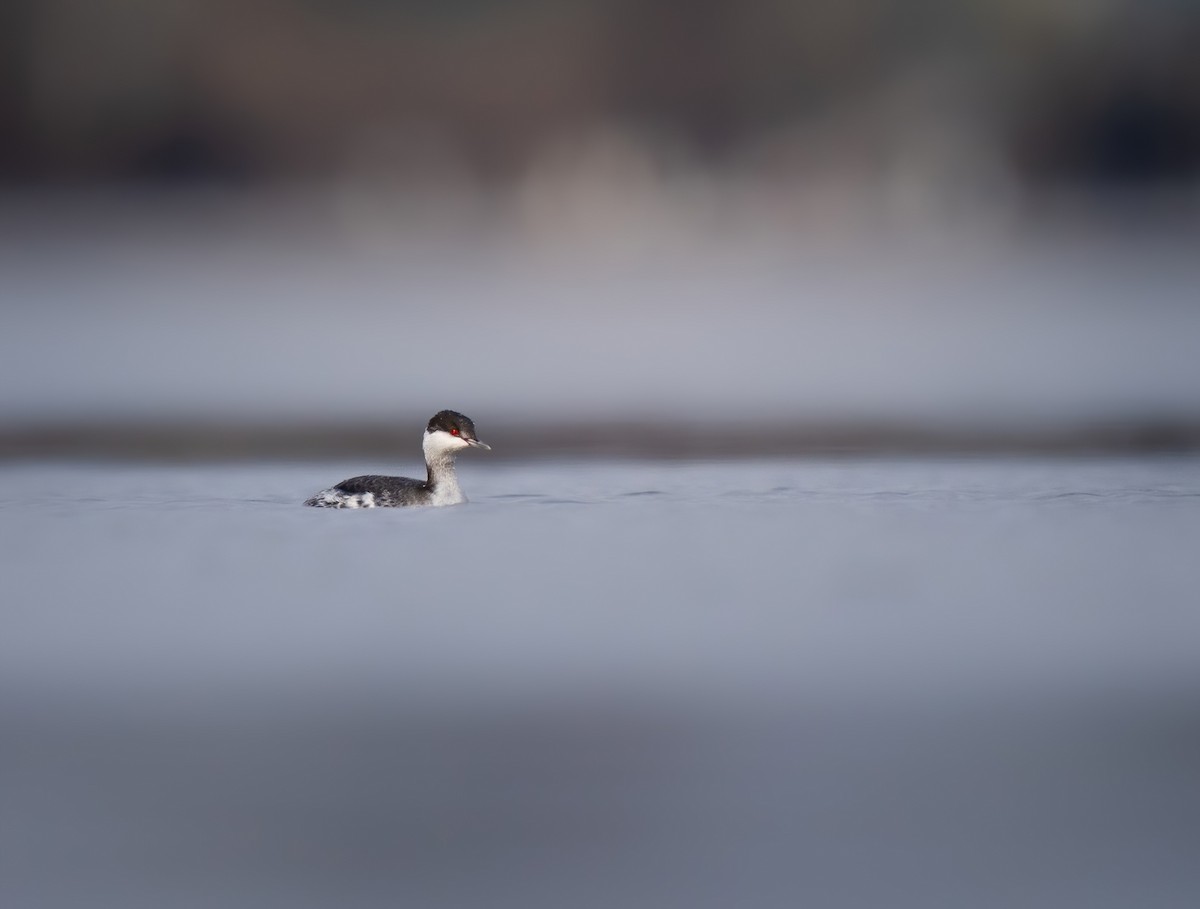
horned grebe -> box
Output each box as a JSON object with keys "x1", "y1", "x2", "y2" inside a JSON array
[{"x1": 305, "y1": 410, "x2": 490, "y2": 508}]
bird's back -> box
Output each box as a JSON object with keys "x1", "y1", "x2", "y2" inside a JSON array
[{"x1": 305, "y1": 474, "x2": 428, "y2": 508}]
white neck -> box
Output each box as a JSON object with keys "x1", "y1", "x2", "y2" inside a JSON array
[{"x1": 423, "y1": 430, "x2": 467, "y2": 505}]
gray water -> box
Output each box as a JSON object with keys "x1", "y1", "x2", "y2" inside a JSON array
[{"x1": 3, "y1": 457, "x2": 1200, "y2": 908}]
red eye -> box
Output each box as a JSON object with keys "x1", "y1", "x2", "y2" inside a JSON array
[{"x1": 450, "y1": 428, "x2": 460, "y2": 436}]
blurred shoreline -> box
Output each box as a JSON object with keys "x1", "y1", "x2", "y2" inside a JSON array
[{"x1": 4, "y1": 417, "x2": 1198, "y2": 462}]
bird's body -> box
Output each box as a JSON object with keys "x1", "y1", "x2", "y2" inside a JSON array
[{"x1": 305, "y1": 410, "x2": 489, "y2": 508}]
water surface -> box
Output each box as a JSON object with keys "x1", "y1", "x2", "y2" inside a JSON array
[{"x1": 3, "y1": 457, "x2": 1199, "y2": 908}]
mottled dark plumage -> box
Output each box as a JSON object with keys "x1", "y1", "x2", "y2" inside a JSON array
[{"x1": 315, "y1": 474, "x2": 428, "y2": 507}]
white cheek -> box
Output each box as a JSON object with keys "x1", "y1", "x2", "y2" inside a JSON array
[{"x1": 423, "y1": 430, "x2": 470, "y2": 457}]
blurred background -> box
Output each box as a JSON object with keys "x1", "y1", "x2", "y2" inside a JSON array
[
  {"x1": 4, "y1": 5, "x2": 1200, "y2": 909},
  {"x1": 2, "y1": 0, "x2": 1199, "y2": 455}
]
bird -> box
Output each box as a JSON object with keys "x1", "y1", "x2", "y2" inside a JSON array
[{"x1": 305, "y1": 410, "x2": 489, "y2": 508}]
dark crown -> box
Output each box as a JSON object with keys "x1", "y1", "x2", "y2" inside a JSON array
[{"x1": 427, "y1": 410, "x2": 478, "y2": 439}]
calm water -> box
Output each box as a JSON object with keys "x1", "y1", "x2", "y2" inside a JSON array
[{"x1": 3, "y1": 457, "x2": 1200, "y2": 908}]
